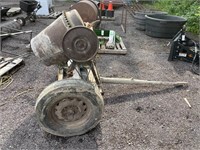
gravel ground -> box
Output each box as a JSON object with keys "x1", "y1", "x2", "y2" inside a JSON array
[{"x1": 0, "y1": 1, "x2": 200, "y2": 150}]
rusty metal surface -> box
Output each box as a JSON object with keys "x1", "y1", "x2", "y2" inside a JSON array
[
  {"x1": 62, "y1": 26, "x2": 98, "y2": 62},
  {"x1": 54, "y1": 97, "x2": 88, "y2": 122},
  {"x1": 65, "y1": 9, "x2": 84, "y2": 27},
  {"x1": 71, "y1": 0, "x2": 98, "y2": 23},
  {"x1": 31, "y1": 9, "x2": 84, "y2": 66}
]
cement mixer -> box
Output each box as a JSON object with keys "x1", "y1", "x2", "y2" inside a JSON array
[
  {"x1": 31, "y1": 9, "x2": 103, "y2": 137},
  {"x1": 31, "y1": 9, "x2": 188, "y2": 137}
]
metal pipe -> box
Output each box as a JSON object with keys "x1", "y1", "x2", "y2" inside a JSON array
[
  {"x1": 0, "y1": 20, "x2": 22, "y2": 39},
  {"x1": 100, "y1": 77, "x2": 188, "y2": 87},
  {"x1": 0, "y1": 30, "x2": 32, "y2": 37}
]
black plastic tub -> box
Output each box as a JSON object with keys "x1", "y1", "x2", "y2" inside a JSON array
[
  {"x1": 20, "y1": 0, "x2": 38, "y2": 13},
  {"x1": 145, "y1": 14, "x2": 187, "y2": 38},
  {"x1": 1, "y1": 7, "x2": 10, "y2": 17},
  {"x1": 133, "y1": 11, "x2": 167, "y2": 31}
]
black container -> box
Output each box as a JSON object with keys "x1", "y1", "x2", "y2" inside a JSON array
[
  {"x1": 106, "y1": 10, "x2": 114, "y2": 18},
  {"x1": 134, "y1": 11, "x2": 167, "y2": 31},
  {"x1": 100, "y1": 10, "x2": 106, "y2": 16},
  {"x1": 1, "y1": 7, "x2": 10, "y2": 17},
  {"x1": 145, "y1": 14, "x2": 187, "y2": 38},
  {"x1": 20, "y1": 0, "x2": 38, "y2": 13}
]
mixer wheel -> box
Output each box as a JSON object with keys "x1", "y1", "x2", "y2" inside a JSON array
[{"x1": 35, "y1": 79, "x2": 104, "y2": 137}]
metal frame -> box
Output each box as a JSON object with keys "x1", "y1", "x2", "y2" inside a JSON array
[
  {"x1": 58, "y1": 59, "x2": 188, "y2": 91},
  {"x1": 121, "y1": 4, "x2": 128, "y2": 33}
]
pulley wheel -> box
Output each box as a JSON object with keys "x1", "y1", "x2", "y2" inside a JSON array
[
  {"x1": 62, "y1": 26, "x2": 98, "y2": 62},
  {"x1": 71, "y1": 0, "x2": 98, "y2": 23},
  {"x1": 35, "y1": 79, "x2": 104, "y2": 137},
  {"x1": 31, "y1": 9, "x2": 85, "y2": 66}
]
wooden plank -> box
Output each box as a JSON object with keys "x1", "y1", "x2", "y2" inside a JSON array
[
  {"x1": 100, "y1": 44, "x2": 106, "y2": 50},
  {"x1": 98, "y1": 36, "x2": 109, "y2": 40},
  {"x1": 88, "y1": 69, "x2": 104, "y2": 96},
  {"x1": 119, "y1": 38, "x2": 126, "y2": 50},
  {"x1": 97, "y1": 35, "x2": 127, "y2": 54},
  {"x1": 91, "y1": 61, "x2": 101, "y2": 85},
  {"x1": 98, "y1": 36, "x2": 126, "y2": 49},
  {"x1": 0, "y1": 61, "x2": 9, "y2": 69},
  {"x1": 98, "y1": 49, "x2": 127, "y2": 55},
  {"x1": 58, "y1": 68, "x2": 64, "y2": 80},
  {"x1": 0, "y1": 58, "x2": 23, "y2": 77},
  {"x1": 101, "y1": 16, "x2": 115, "y2": 21},
  {"x1": 88, "y1": 69, "x2": 96, "y2": 84},
  {"x1": 0, "y1": 57, "x2": 13, "y2": 69},
  {"x1": 116, "y1": 43, "x2": 120, "y2": 50}
]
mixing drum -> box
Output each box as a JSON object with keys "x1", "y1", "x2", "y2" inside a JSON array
[
  {"x1": 31, "y1": 9, "x2": 99, "y2": 66},
  {"x1": 71, "y1": 0, "x2": 99, "y2": 23}
]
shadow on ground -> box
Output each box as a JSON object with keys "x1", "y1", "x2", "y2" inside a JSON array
[
  {"x1": 2, "y1": 114, "x2": 102, "y2": 150},
  {"x1": 105, "y1": 86, "x2": 187, "y2": 105}
]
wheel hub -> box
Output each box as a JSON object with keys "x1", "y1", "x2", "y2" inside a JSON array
[{"x1": 54, "y1": 97, "x2": 87, "y2": 122}]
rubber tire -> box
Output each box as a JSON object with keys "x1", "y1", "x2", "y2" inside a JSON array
[
  {"x1": 16, "y1": 17, "x2": 26, "y2": 26},
  {"x1": 35, "y1": 79, "x2": 104, "y2": 137}
]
